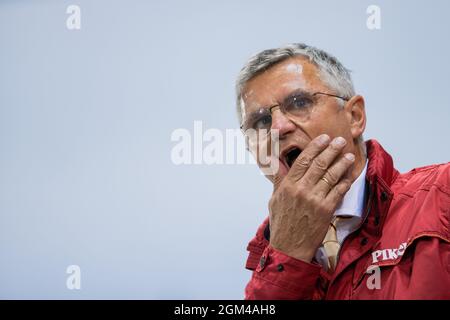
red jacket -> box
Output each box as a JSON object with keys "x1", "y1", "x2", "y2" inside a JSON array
[{"x1": 244, "y1": 140, "x2": 450, "y2": 300}]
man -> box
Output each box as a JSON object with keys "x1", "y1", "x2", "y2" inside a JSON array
[{"x1": 236, "y1": 43, "x2": 450, "y2": 299}]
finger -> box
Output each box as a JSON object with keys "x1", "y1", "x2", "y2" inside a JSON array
[
  {"x1": 299, "y1": 136, "x2": 347, "y2": 187},
  {"x1": 324, "y1": 177, "x2": 353, "y2": 208},
  {"x1": 287, "y1": 134, "x2": 331, "y2": 182},
  {"x1": 272, "y1": 157, "x2": 284, "y2": 191},
  {"x1": 315, "y1": 153, "x2": 355, "y2": 197}
]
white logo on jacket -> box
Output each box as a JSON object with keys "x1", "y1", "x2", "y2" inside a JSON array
[{"x1": 371, "y1": 242, "x2": 407, "y2": 263}]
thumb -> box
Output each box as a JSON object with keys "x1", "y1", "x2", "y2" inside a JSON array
[
  {"x1": 273, "y1": 171, "x2": 283, "y2": 192},
  {"x1": 268, "y1": 155, "x2": 283, "y2": 191}
]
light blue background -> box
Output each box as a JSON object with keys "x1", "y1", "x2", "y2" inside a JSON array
[{"x1": 1, "y1": 0, "x2": 449, "y2": 299}]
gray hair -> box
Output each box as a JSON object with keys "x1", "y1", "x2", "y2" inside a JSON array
[{"x1": 235, "y1": 43, "x2": 355, "y2": 125}]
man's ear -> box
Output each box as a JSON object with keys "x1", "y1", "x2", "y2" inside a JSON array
[{"x1": 344, "y1": 95, "x2": 366, "y2": 140}]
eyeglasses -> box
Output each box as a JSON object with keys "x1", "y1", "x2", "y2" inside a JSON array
[{"x1": 240, "y1": 90, "x2": 349, "y2": 133}]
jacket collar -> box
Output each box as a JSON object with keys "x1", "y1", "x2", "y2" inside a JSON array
[
  {"x1": 361, "y1": 139, "x2": 399, "y2": 237},
  {"x1": 327, "y1": 140, "x2": 400, "y2": 281},
  {"x1": 365, "y1": 139, "x2": 399, "y2": 188}
]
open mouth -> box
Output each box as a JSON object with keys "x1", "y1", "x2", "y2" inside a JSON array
[{"x1": 284, "y1": 147, "x2": 302, "y2": 169}]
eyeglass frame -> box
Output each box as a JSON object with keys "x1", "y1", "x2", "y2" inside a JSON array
[{"x1": 240, "y1": 91, "x2": 350, "y2": 132}]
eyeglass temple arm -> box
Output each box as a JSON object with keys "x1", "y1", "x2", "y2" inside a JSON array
[{"x1": 313, "y1": 92, "x2": 350, "y2": 101}]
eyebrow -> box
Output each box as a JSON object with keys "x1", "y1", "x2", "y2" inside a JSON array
[{"x1": 281, "y1": 89, "x2": 311, "y2": 104}]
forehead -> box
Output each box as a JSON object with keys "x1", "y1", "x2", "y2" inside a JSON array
[{"x1": 241, "y1": 56, "x2": 327, "y2": 114}]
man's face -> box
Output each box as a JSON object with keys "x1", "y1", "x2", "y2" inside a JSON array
[{"x1": 241, "y1": 56, "x2": 362, "y2": 180}]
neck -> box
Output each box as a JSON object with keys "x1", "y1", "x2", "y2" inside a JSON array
[{"x1": 351, "y1": 141, "x2": 367, "y2": 182}]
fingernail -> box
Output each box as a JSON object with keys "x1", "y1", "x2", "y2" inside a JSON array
[
  {"x1": 332, "y1": 137, "x2": 346, "y2": 147},
  {"x1": 317, "y1": 134, "x2": 330, "y2": 145},
  {"x1": 344, "y1": 153, "x2": 355, "y2": 161}
]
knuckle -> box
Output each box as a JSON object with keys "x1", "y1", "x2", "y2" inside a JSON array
[
  {"x1": 296, "y1": 155, "x2": 313, "y2": 168},
  {"x1": 301, "y1": 175, "x2": 314, "y2": 187},
  {"x1": 310, "y1": 194, "x2": 323, "y2": 206},
  {"x1": 341, "y1": 178, "x2": 352, "y2": 189},
  {"x1": 284, "y1": 183, "x2": 295, "y2": 195},
  {"x1": 334, "y1": 186, "x2": 346, "y2": 198},
  {"x1": 295, "y1": 184, "x2": 308, "y2": 198},
  {"x1": 334, "y1": 181, "x2": 351, "y2": 198},
  {"x1": 317, "y1": 202, "x2": 330, "y2": 213},
  {"x1": 312, "y1": 157, "x2": 328, "y2": 171},
  {"x1": 324, "y1": 170, "x2": 339, "y2": 185}
]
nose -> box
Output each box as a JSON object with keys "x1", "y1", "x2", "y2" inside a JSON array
[{"x1": 270, "y1": 108, "x2": 296, "y2": 138}]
